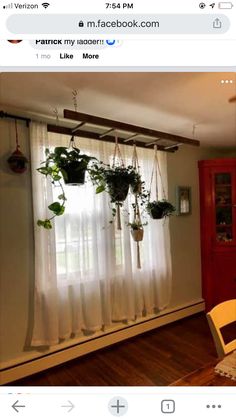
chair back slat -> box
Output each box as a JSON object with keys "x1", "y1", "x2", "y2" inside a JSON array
[{"x1": 207, "y1": 299, "x2": 236, "y2": 358}]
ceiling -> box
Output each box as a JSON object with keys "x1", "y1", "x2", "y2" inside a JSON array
[{"x1": 0, "y1": 72, "x2": 236, "y2": 148}]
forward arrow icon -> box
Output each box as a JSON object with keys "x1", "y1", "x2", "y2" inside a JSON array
[{"x1": 61, "y1": 400, "x2": 75, "y2": 413}]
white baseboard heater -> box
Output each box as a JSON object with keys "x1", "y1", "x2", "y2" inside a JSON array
[{"x1": 0, "y1": 300, "x2": 205, "y2": 385}]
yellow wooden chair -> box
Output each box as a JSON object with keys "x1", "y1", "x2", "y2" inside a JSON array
[{"x1": 207, "y1": 299, "x2": 236, "y2": 358}]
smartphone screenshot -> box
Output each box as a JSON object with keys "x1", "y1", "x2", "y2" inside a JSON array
[{"x1": 0, "y1": 1, "x2": 235, "y2": 418}]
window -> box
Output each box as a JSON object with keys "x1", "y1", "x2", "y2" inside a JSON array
[{"x1": 30, "y1": 124, "x2": 172, "y2": 345}]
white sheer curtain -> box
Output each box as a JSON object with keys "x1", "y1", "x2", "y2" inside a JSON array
[{"x1": 30, "y1": 122, "x2": 172, "y2": 346}]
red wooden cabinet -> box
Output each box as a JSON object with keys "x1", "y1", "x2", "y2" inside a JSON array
[{"x1": 198, "y1": 158, "x2": 236, "y2": 311}]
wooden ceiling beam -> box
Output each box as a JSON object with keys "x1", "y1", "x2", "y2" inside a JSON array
[{"x1": 63, "y1": 109, "x2": 200, "y2": 147}]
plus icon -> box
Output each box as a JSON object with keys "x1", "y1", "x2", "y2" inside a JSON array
[{"x1": 108, "y1": 397, "x2": 128, "y2": 416}]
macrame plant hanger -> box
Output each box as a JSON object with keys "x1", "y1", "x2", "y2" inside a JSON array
[
  {"x1": 72, "y1": 89, "x2": 78, "y2": 113},
  {"x1": 131, "y1": 142, "x2": 143, "y2": 269},
  {"x1": 149, "y1": 144, "x2": 167, "y2": 202},
  {"x1": 7, "y1": 119, "x2": 28, "y2": 173},
  {"x1": 112, "y1": 135, "x2": 125, "y2": 230},
  {"x1": 69, "y1": 90, "x2": 80, "y2": 149}
]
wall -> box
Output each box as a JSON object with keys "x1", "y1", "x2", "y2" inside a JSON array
[
  {"x1": 168, "y1": 146, "x2": 212, "y2": 308},
  {"x1": 0, "y1": 119, "x2": 34, "y2": 366},
  {"x1": 0, "y1": 118, "x2": 234, "y2": 368},
  {"x1": 167, "y1": 145, "x2": 235, "y2": 309}
]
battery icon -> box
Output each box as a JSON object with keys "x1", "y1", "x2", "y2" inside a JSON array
[{"x1": 218, "y1": 2, "x2": 234, "y2": 8}]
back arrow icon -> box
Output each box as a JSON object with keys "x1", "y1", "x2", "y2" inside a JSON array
[
  {"x1": 12, "y1": 400, "x2": 26, "y2": 413},
  {"x1": 61, "y1": 400, "x2": 75, "y2": 413}
]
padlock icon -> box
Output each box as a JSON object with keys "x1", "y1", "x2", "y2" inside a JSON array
[{"x1": 78, "y1": 21, "x2": 84, "y2": 28}]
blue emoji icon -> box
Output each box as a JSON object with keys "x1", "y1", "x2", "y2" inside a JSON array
[{"x1": 106, "y1": 40, "x2": 116, "y2": 46}]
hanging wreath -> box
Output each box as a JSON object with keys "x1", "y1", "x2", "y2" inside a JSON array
[
  {"x1": 147, "y1": 145, "x2": 175, "y2": 219},
  {"x1": 7, "y1": 120, "x2": 28, "y2": 174}
]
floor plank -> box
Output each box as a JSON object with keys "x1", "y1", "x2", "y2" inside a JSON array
[
  {"x1": 9, "y1": 313, "x2": 226, "y2": 386},
  {"x1": 170, "y1": 362, "x2": 236, "y2": 386}
]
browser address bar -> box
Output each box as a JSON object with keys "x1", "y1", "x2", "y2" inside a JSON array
[{"x1": 7, "y1": 14, "x2": 230, "y2": 34}]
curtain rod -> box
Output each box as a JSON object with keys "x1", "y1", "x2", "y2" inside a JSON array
[{"x1": 0, "y1": 111, "x2": 31, "y2": 127}]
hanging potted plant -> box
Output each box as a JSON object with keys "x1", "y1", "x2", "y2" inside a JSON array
[
  {"x1": 104, "y1": 165, "x2": 140, "y2": 202},
  {"x1": 129, "y1": 220, "x2": 144, "y2": 242},
  {"x1": 128, "y1": 183, "x2": 147, "y2": 269},
  {"x1": 147, "y1": 199, "x2": 175, "y2": 219},
  {"x1": 90, "y1": 163, "x2": 140, "y2": 229},
  {"x1": 147, "y1": 145, "x2": 175, "y2": 220},
  {"x1": 37, "y1": 142, "x2": 96, "y2": 229},
  {"x1": 128, "y1": 220, "x2": 144, "y2": 269},
  {"x1": 130, "y1": 220, "x2": 144, "y2": 270},
  {"x1": 90, "y1": 135, "x2": 143, "y2": 229},
  {"x1": 39, "y1": 144, "x2": 95, "y2": 186},
  {"x1": 128, "y1": 217, "x2": 147, "y2": 270}
]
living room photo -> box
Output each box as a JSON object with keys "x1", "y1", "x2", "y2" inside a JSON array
[{"x1": 0, "y1": 72, "x2": 235, "y2": 386}]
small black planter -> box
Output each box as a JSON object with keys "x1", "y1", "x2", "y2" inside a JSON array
[
  {"x1": 147, "y1": 200, "x2": 175, "y2": 220},
  {"x1": 60, "y1": 162, "x2": 86, "y2": 185},
  {"x1": 108, "y1": 182, "x2": 130, "y2": 203},
  {"x1": 149, "y1": 206, "x2": 165, "y2": 219}
]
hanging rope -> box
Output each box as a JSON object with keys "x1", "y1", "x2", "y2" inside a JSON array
[
  {"x1": 133, "y1": 194, "x2": 142, "y2": 269},
  {"x1": 132, "y1": 142, "x2": 139, "y2": 172},
  {"x1": 149, "y1": 145, "x2": 159, "y2": 201},
  {"x1": 137, "y1": 241, "x2": 141, "y2": 269},
  {"x1": 53, "y1": 108, "x2": 59, "y2": 126},
  {"x1": 156, "y1": 154, "x2": 167, "y2": 200},
  {"x1": 111, "y1": 135, "x2": 125, "y2": 230},
  {"x1": 131, "y1": 141, "x2": 143, "y2": 269},
  {"x1": 112, "y1": 135, "x2": 125, "y2": 168},
  {"x1": 149, "y1": 144, "x2": 167, "y2": 201},
  {"x1": 133, "y1": 195, "x2": 141, "y2": 222},
  {"x1": 15, "y1": 120, "x2": 20, "y2": 149},
  {"x1": 192, "y1": 123, "x2": 197, "y2": 139},
  {"x1": 72, "y1": 90, "x2": 78, "y2": 112},
  {"x1": 68, "y1": 135, "x2": 77, "y2": 149}
]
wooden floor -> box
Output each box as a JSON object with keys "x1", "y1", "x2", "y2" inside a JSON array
[{"x1": 10, "y1": 313, "x2": 226, "y2": 386}]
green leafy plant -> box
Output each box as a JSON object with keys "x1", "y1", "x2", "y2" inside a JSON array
[
  {"x1": 37, "y1": 146, "x2": 95, "y2": 229},
  {"x1": 147, "y1": 200, "x2": 175, "y2": 220},
  {"x1": 40, "y1": 146, "x2": 95, "y2": 185},
  {"x1": 128, "y1": 220, "x2": 147, "y2": 230},
  {"x1": 90, "y1": 163, "x2": 142, "y2": 229},
  {"x1": 90, "y1": 164, "x2": 140, "y2": 201}
]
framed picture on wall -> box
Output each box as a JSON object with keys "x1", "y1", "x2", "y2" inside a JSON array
[{"x1": 176, "y1": 186, "x2": 191, "y2": 215}]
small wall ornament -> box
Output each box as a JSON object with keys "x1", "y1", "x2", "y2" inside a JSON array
[{"x1": 7, "y1": 120, "x2": 28, "y2": 174}]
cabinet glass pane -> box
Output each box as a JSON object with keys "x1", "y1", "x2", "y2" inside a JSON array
[
  {"x1": 215, "y1": 172, "x2": 233, "y2": 243},
  {"x1": 215, "y1": 185, "x2": 232, "y2": 205},
  {"x1": 215, "y1": 173, "x2": 231, "y2": 185}
]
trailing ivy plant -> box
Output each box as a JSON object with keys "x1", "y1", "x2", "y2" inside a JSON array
[
  {"x1": 90, "y1": 163, "x2": 142, "y2": 226},
  {"x1": 37, "y1": 146, "x2": 96, "y2": 229},
  {"x1": 90, "y1": 164, "x2": 140, "y2": 197}
]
